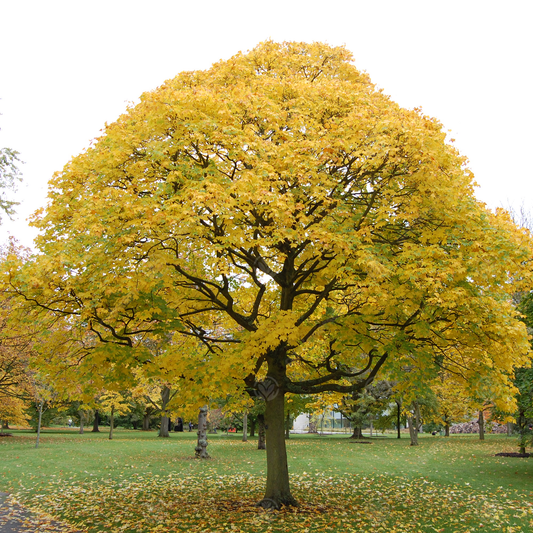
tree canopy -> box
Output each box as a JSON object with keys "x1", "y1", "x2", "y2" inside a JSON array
[{"x1": 9, "y1": 41, "x2": 533, "y2": 506}]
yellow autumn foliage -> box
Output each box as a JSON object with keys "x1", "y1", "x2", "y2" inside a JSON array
[{"x1": 5, "y1": 43, "x2": 533, "y2": 497}]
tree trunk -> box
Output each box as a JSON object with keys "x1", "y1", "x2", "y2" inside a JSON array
[
  {"x1": 142, "y1": 408, "x2": 152, "y2": 431},
  {"x1": 478, "y1": 410, "x2": 485, "y2": 441},
  {"x1": 507, "y1": 421, "x2": 513, "y2": 437},
  {"x1": 285, "y1": 412, "x2": 291, "y2": 439},
  {"x1": 257, "y1": 390, "x2": 296, "y2": 508},
  {"x1": 195, "y1": 406, "x2": 209, "y2": 458},
  {"x1": 408, "y1": 415, "x2": 418, "y2": 446},
  {"x1": 396, "y1": 401, "x2": 401, "y2": 439},
  {"x1": 92, "y1": 410, "x2": 100, "y2": 432},
  {"x1": 408, "y1": 402, "x2": 419, "y2": 446},
  {"x1": 159, "y1": 387, "x2": 170, "y2": 438},
  {"x1": 518, "y1": 411, "x2": 526, "y2": 454},
  {"x1": 109, "y1": 406, "x2": 115, "y2": 440},
  {"x1": 35, "y1": 401, "x2": 44, "y2": 449},
  {"x1": 242, "y1": 412, "x2": 248, "y2": 442},
  {"x1": 320, "y1": 410, "x2": 326, "y2": 434},
  {"x1": 350, "y1": 426, "x2": 364, "y2": 439},
  {"x1": 79, "y1": 410, "x2": 85, "y2": 434},
  {"x1": 414, "y1": 402, "x2": 421, "y2": 434},
  {"x1": 159, "y1": 416, "x2": 169, "y2": 437},
  {"x1": 249, "y1": 418, "x2": 256, "y2": 437},
  {"x1": 0, "y1": 420, "x2": 9, "y2": 435},
  {"x1": 258, "y1": 415, "x2": 266, "y2": 449},
  {"x1": 445, "y1": 422, "x2": 450, "y2": 437}
]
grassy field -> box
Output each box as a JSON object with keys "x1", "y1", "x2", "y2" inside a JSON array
[{"x1": 1, "y1": 428, "x2": 532, "y2": 532}]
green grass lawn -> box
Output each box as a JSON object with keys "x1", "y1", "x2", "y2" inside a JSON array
[{"x1": 1, "y1": 428, "x2": 532, "y2": 532}]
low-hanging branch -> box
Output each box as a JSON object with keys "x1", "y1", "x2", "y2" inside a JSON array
[{"x1": 286, "y1": 351, "x2": 388, "y2": 395}]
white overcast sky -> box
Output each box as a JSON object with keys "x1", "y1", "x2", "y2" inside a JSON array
[{"x1": 1, "y1": 0, "x2": 532, "y2": 247}]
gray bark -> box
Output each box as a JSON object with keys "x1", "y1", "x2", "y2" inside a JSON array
[
  {"x1": 350, "y1": 426, "x2": 364, "y2": 439},
  {"x1": 92, "y1": 410, "x2": 100, "y2": 432},
  {"x1": 257, "y1": 414, "x2": 266, "y2": 450},
  {"x1": 142, "y1": 408, "x2": 152, "y2": 431},
  {"x1": 478, "y1": 410, "x2": 485, "y2": 441},
  {"x1": 518, "y1": 411, "x2": 527, "y2": 453},
  {"x1": 259, "y1": 390, "x2": 296, "y2": 508},
  {"x1": 109, "y1": 406, "x2": 115, "y2": 440},
  {"x1": 35, "y1": 401, "x2": 43, "y2": 449},
  {"x1": 396, "y1": 401, "x2": 401, "y2": 439},
  {"x1": 195, "y1": 406, "x2": 210, "y2": 458},
  {"x1": 159, "y1": 387, "x2": 170, "y2": 438},
  {"x1": 408, "y1": 402, "x2": 420, "y2": 446},
  {"x1": 408, "y1": 416, "x2": 418, "y2": 446}
]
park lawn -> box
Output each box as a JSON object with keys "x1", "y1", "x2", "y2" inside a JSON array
[{"x1": 1, "y1": 429, "x2": 532, "y2": 532}]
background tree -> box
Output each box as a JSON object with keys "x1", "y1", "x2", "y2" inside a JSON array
[
  {"x1": 0, "y1": 397, "x2": 30, "y2": 431},
  {"x1": 100, "y1": 391, "x2": 131, "y2": 440},
  {"x1": 28, "y1": 370, "x2": 64, "y2": 448},
  {"x1": 431, "y1": 372, "x2": 474, "y2": 436},
  {"x1": 340, "y1": 381, "x2": 394, "y2": 439},
  {"x1": 513, "y1": 291, "x2": 533, "y2": 453},
  {"x1": 10, "y1": 41, "x2": 533, "y2": 508},
  {"x1": 130, "y1": 376, "x2": 167, "y2": 431},
  {"x1": 0, "y1": 130, "x2": 22, "y2": 222},
  {"x1": 512, "y1": 367, "x2": 533, "y2": 454},
  {"x1": 0, "y1": 241, "x2": 38, "y2": 431},
  {"x1": 469, "y1": 372, "x2": 512, "y2": 442},
  {"x1": 497, "y1": 209, "x2": 533, "y2": 453},
  {"x1": 0, "y1": 315, "x2": 32, "y2": 421},
  {"x1": 284, "y1": 393, "x2": 315, "y2": 439},
  {"x1": 245, "y1": 397, "x2": 266, "y2": 438}
]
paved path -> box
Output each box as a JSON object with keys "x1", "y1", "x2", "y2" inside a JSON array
[{"x1": 0, "y1": 492, "x2": 82, "y2": 533}]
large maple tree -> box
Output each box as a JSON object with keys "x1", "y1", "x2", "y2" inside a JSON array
[{"x1": 10, "y1": 41, "x2": 533, "y2": 507}]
